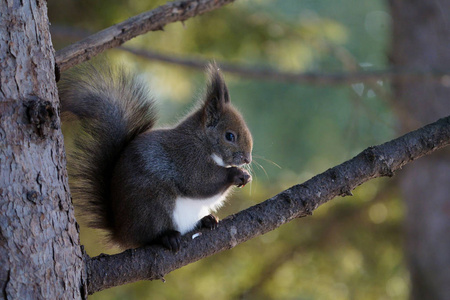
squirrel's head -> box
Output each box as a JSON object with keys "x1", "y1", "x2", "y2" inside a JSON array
[{"x1": 201, "y1": 63, "x2": 253, "y2": 168}]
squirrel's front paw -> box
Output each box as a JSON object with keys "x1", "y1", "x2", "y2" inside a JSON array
[
  {"x1": 200, "y1": 214, "x2": 219, "y2": 230},
  {"x1": 230, "y1": 168, "x2": 252, "y2": 187}
]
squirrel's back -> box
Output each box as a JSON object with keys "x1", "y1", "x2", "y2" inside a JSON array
[{"x1": 58, "y1": 64, "x2": 157, "y2": 232}]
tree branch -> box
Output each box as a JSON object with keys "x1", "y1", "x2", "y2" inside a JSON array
[
  {"x1": 51, "y1": 23, "x2": 449, "y2": 84},
  {"x1": 54, "y1": 0, "x2": 236, "y2": 72},
  {"x1": 237, "y1": 184, "x2": 393, "y2": 299},
  {"x1": 85, "y1": 116, "x2": 450, "y2": 294},
  {"x1": 123, "y1": 47, "x2": 449, "y2": 84}
]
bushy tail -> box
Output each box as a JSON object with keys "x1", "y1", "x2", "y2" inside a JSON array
[{"x1": 58, "y1": 64, "x2": 156, "y2": 232}]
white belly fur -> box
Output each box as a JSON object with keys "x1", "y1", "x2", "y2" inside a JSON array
[{"x1": 172, "y1": 193, "x2": 228, "y2": 234}]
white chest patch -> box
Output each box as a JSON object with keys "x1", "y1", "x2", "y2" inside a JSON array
[{"x1": 172, "y1": 193, "x2": 228, "y2": 234}]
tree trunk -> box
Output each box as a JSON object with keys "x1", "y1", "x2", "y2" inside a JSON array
[
  {"x1": 0, "y1": 0, "x2": 85, "y2": 298},
  {"x1": 390, "y1": 0, "x2": 450, "y2": 299}
]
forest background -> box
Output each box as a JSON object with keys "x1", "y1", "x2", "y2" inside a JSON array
[{"x1": 46, "y1": 0, "x2": 445, "y2": 299}]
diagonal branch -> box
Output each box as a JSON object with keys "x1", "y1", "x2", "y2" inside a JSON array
[
  {"x1": 85, "y1": 115, "x2": 450, "y2": 294},
  {"x1": 54, "y1": 0, "x2": 236, "y2": 72}
]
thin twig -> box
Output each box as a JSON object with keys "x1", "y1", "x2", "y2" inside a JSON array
[
  {"x1": 123, "y1": 47, "x2": 449, "y2": 85},
  {"x1": 52, "y1": 23, "x2": 450, "y2": 85}
]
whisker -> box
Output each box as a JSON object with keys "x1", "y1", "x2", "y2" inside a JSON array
[
  {"x1": 249, "y1": 162, "x2": 255, "y2": 175},
  {"x1": 253, "y1": 155, "x2": 282, "y2": 169},
  {"x1": 252, "y1": 159, "x2": 269, "y2": 180},
  {"x1": 242, "y1": 163, "x2": 254, "y2": 196}
]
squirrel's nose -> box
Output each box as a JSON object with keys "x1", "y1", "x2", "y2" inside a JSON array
[{"x1": 243, "y1": 153, "x2": 252, "y2": 164}]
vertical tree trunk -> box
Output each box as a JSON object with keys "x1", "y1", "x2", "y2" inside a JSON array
[
  {"x1": 390, "y1": 0, "x2": 450, "y2": 299},
  {"x1": 0, "y1": 0, "x2": 85, "y2": 298}
]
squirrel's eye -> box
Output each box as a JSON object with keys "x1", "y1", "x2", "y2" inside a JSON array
[{"x1": 225, "y1": 131, "x2": 236, "y2": 143}]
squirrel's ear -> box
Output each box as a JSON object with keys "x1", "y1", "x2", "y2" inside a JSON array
[{"x1": 202, "y1": 63, "x2": 230, "y2": 127}]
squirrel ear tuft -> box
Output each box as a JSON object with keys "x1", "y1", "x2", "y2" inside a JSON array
[{"x1": 202, "y1": 62, "x2": 230, "y2": 127}]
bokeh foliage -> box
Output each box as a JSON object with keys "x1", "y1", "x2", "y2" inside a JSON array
[{"x1": 50, "y1": 0, "x2": 407, "y2": 299}]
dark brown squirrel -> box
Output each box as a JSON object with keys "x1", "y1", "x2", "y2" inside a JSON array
[{"x1": 59, "y1": 63, "x2": 253, "y2": 251}]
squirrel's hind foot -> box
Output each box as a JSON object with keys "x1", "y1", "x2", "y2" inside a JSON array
[{"x1": 159, "y1": 230, "x2": 181, "y2": 252}]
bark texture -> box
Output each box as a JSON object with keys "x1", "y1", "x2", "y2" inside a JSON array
[
  {"x1": 390, "y1": 0, "x2": 450, "y2": 299},
  {"x1": 0, "y1": 0, "x2": 86, "y2": 299}
]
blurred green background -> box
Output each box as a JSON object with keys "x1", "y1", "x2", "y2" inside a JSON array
[{"x1": 49, "y1": 0, "x2": 407, "y2": 299}]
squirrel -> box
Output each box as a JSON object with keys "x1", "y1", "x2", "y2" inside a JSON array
[{"x1": 59, "y1": 63, "x2": 253, "y2": 251}]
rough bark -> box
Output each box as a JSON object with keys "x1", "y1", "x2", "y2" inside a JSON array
[
  {"x1": 0, "y1": 0, "x2": 86, "y2": 299},
  {"x1": 86, "y1": 115, "x2": 450, "y2": 294},
  {"x1": 1, "y1": 0, "x2": 448, "y2": 297},
  {"x1": 390, "y1": 0, "x2": 450, "y2": 299}
]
